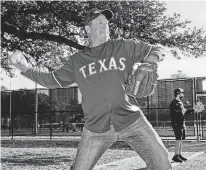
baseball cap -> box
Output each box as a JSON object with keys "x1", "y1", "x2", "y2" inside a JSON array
[
  {"x1": 84, "y1": 9, "x2": 114, "y2": 26},
  {"x1": 174, "y1": 88, "x2": 185, "y2": 95}
]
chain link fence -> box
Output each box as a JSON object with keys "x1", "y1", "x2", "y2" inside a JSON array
[{"x1": 1, "y1": 77, "x2": 206, "y2": 140}]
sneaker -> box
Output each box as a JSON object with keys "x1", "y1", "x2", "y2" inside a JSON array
[
  {"x1": 172, "y1": 155, "x2": 183, "y2": 163},
  {"x1": 179, "y1": 154, "x2": 187, "y2": 161}
]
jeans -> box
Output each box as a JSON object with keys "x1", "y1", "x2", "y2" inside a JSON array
[{"x1": 71, "y1": 114, "x2": 172, "y2": 170}]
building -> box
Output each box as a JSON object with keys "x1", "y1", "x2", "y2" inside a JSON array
[
  {"x1": 49, "y1": 84, "x2": 82, "y2": 111},
  {"x1": 171, "y1": 70, "x2": 190, "y2": 79}
]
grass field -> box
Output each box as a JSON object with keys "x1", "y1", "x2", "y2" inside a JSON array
[{"x1": 1, "y1": 140, "x2": 206, "y2": 170}]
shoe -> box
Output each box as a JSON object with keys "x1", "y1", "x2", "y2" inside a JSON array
[
  {"x1": 179, "y1": 154, "x2": 187, "y2": 161},
  {"x1": 172, "y1": 155, "x2": 183, "y2": 163}
]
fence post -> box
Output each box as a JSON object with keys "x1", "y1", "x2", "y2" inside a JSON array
[
  {"x1": 201, "y1": 113, "x2": 203, "y2": 139},
  {"x1": 193, "y1": 78, "x2": 198, "y2": 141},
  {"x1": 197, "y1": 112, "x2": 202, "y2": 141},
  {"x1": 9, "y1": 90, "x2": 12, "y2": 137},
  {"x1": 50, "y1": 111, "x2": 52, "y2": 140},
  {"x1": 34, "y1": 84, "x2": 38, "y2": 135},
  {"x1": 49, "y1": 91, "x2": 52, "y2": 140},
  {"x1": 197, "y1": 113, "x2": 201, "y2": 141},
  {"x1": 11, "y1": 90, "x2": 14, "y2": 140}
]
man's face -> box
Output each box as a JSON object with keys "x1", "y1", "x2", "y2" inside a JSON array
[
  {"x1": 179, "y1": 92, "x2": 185, "y2": 100},
  {"x1": 87, "y1": 14, "x2": 109, "y2": 41}
]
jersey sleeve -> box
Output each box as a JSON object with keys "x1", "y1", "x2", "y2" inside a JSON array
[
  {"x1": 124, "y1": 39, "x2": 165, "y2": 63},
  {"x1": 22, "y1": 58, "x2": 76, "y2": 88}
]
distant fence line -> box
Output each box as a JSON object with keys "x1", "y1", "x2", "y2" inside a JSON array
[{"x1": 1, "y1": 77, "x2": 206, "y2": 140}]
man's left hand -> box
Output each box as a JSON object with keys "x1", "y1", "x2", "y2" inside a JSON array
[{"x1": 125, "y1": 62, "x2": 158, "y2": 98}]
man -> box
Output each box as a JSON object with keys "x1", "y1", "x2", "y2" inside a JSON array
[
  {"x1": 69, "y1": 114, "x2": 77, "y2": 132},
  {"x1": 170, "y1": 88, "x2": 188, "y2": 162},
  {"x1": 9, "y1": 9, "x2": 172, "y2": 170},
  {"x1": 194, "y1": 97, "x2": 204, "y2": 113}
]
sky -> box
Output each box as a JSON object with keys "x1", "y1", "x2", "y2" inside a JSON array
[
  {"x1": 158, "y1": 0, "x2": 206, "y2": 79},
  {"x1": 1, "y1": 0, "x2": 206, "y2": 90}
]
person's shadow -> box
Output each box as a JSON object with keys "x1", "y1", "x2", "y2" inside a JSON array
[{"x1": 1, "y1": 154, "x2": 73, "y2": 166}]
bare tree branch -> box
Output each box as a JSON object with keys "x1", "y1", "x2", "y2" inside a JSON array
[{"x1": 2, "y1": 22, "x2": 85, "y2": 50}]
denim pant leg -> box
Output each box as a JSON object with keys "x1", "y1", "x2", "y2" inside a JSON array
[
  {"x1": 118, "y1": 115, "x2": 172, "y2": 170},
  {"x1": 72, "y1": 125, "x2": 117, "y2": 170}
]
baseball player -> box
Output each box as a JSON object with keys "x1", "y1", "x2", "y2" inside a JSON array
[
  {"x1": 170, "y1": 88, "x2": 188, "y2": 162},
  {"x1": 9, "y1": 9, "x2": 172, "y2": 170}
]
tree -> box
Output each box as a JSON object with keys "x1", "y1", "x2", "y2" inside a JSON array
[
  {"x1": 1, "y1": 1, "x2": 206, "y2": 76},
  {"x1": 37, "y1": 91, "x2": 59, "y2": 124},
  {"x1": 1, "y1": 85, "x2": 8, "y2": 91},
  {"x1": 1, "y1": 91, "x2": 10, "y2": 116},
  {"x1": 38, "y1": 92, "x2": 55, "y2": 113},
  {"x1": 1, "y1": 89, "x2": 56, "y2": 115}
]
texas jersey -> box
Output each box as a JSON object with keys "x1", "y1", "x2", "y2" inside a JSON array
[{"x1": 22, "y1": 38, "x2": 164, "y2": 133}]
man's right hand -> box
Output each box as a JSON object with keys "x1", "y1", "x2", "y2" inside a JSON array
[
  {"x1": 182, "y1": 108, "x2": 187, "y2": 115},
  {"x1": 9, "y1": 50, "x2": 30, "y2": 73}
]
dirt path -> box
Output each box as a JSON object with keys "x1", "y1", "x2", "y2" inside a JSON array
[
  {"x1": 1, "y1": 140, "x2": 206, "y2": 170},
  {"x1": 173, "y1": 153, "x2": 206, "y2": 170}
]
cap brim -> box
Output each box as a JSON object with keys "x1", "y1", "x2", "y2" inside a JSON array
[{"x1": 101, "y1": 9, "x2": 113, "y2": 21}]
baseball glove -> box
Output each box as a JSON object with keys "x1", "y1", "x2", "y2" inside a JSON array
[
  {"x1": 193, "y1": 104, "x2": 204, "y2": 113},
  {"x1": 125, "y1": 62, "x2": 158, "y2": 98}
]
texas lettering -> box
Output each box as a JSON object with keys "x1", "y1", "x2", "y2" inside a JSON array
[{"x1": 79, "y1": 57, "x2": 126, "y2": 78}]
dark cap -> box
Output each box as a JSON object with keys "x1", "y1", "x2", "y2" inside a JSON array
[
  {"x1": 174, "y1": 88, "x2": 185, "y2": 96},
  {"x1": 84, "y1": 9, "x2": 113, "y2": 26}
]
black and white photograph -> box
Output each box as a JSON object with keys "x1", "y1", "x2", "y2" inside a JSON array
[{"x1": 1, "y1": 1, "x2": 206, "y2": 170}]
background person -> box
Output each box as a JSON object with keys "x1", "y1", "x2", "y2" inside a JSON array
[
  {"x1": 69, "y1": 114, "x2": 77, "y2": 132},
  {"x1": 170, "y1": 88, "x2": 188, "y2": 162}
]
